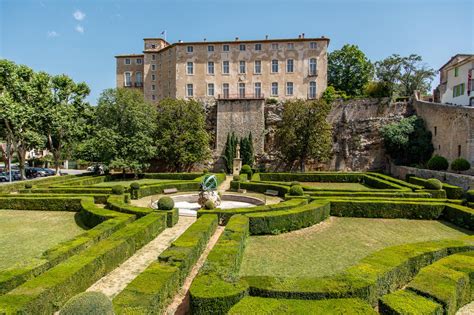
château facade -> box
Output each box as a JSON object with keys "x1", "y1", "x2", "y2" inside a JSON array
[{"x1": 115, "y1": 35, "x2": 329, "y2": 102}]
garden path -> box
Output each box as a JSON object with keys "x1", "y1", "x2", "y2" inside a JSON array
[
  {"x1": 218, "y1": 175, "x2": 233, "y2": 193},
  {"x1": 86, "y1": 216, "x2": 196, "y2": 299}
]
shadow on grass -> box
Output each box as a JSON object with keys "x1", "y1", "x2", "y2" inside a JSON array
[{"x1": 439, "y1": 220, "x2": 473, "y2": 235}]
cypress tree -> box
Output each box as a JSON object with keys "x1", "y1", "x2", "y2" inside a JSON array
[{"x1": 247, "y1": 132, "x2": 254, "y2": 166}]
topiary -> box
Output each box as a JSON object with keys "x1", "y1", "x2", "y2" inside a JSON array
[
  {"x1": 157, "y1": 196, "x2": 174, "y2": 210},
  {"x1": 111, "y1": 185, "x2": 124, "y2": 195},
  {"x1": 289, "y1": 185, "x2": 304, "y2": 196},
  {"x1": 24, "y1": 182, "x2": 33, "y2": 189},
  {"x1": 290, "y1": 181, "x2": 300, "y2": 187},
  {"x1": 451, "y1": 158, "x2": 471, "y2": 172},
  {"x1": 204, "y1": 200, "x2": 215, "y2": 210},
  {"x1": 233, "y1": 174, "x2": 241, "y2": 181},
  {"x1": 240, "y1": 164, "x2": 252, "y2": 180},
  {"x1": 202, "y1": 169, "x2": 209, "y2": 174},
  {"x1": 427, "y1": 155, "x2": 449, "y2": 171},
  {"x1": 130, "y1": 182, "x2": 140, "y2": 190},
  {"x1": 424, "y1": 178, "x2": 442, "y2": 190},
  {"x1": 60, "y1": 291, "x2": 114, "y2": 315},
  {"x1": 129, "y1": 182, "x2": 140, "y2": 199}
]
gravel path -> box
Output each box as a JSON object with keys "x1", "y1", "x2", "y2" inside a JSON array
[{"x1": 87, "y1": 216, "x2": 196, "y2": 299}]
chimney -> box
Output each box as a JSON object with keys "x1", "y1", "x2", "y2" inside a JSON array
[
  {"x1": 298, "y1": 34, "x2": 301, "y2": 39},
  {"x1": 321, "y1": 35, "x2": 325, "y2": 39},
  {"x1": 204, "y1": 38, "x2": 207, "y2": 42},
  {"x1": 235, "y1": 37, "x2": 239, "y2": 41},
  {"x1": 302, "y1": 33, "x2": 305, "y2": 38},
  {"x1": 265, "y1": 35, "x2": 269, "y2": 40}
]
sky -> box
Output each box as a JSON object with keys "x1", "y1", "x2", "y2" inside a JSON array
[{"x1": 1, "y1": 0, "x2": 473, "y2": 104}]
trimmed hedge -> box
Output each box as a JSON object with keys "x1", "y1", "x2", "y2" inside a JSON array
[
  {"x1": 362, "y1": 175, "x2": 408, "y2": 190},
  {"x1": 0, "y1": 196, "x2": 84, "y2": 212},
  {"x1": 22, "y1": 187, "x2": 113, "y2": 194},
  {"x1": 136, "y1": 181, "x2": 200, "y2": 199},
  {"x1": 60, "y1": 291, "x2": 114, "y2": 315},
  {"x1": 113, "y1": 214, "x2": 218, "y2": 314},
  {"x1": 305, "y1": 191, "x2": 432, "y2": 198},
  {"x1": 367, "y1": 172, "x2": 423, "y2": 191},
  {"x1": 246, "y1": 201, "x2": 330, "y2": 235},
  {"x1": 79, "y1": 198, "x2": 130, "y2": 228},
  {"x1": 230, "y1": 181, "x2": 289, "y2": 197},
  {"x1": 164, "y1": 208, "x2": 179, "y2": 227},
  {"x1": 425, "y1": 178, "x2": 442, "y2": 190},
  {"x1": 143, "y1": 173, "x2": 203, "y2": 180},
  {"x1": 258, "y1": 172, "x2": 364, "y2": 183},
  {"x1": 0, "y1": 212, "x2": 167, "y2": 314},
  {"x1": 229, "y1": 297, "x2": 377, "y2": 315},
  {"x1": 443, "y1": 183, "x2": 464, "y2": 200},
  {"x1": 379, "y1": 289, "x2": 443, "y2": 315},
  {"x1": 442, "y1": 204, "x2": 474, "y2": 232},
  {"x1": 0, "y1": 174, "x2": 77, "y2": 193},
  {"x1": 190, "y1": 215, "x2": 250, "y2": 314},
  {"x1": 416, "y1": 189, "x2": 447, "y2": 199},
  {"x1": 106, "y1": 195, "x2": 151, "y2": 218}
]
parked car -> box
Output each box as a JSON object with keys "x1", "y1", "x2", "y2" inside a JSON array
[
  {"x1": 0, "y1": 172, "x2": 8, "y2": 182},
  {"x1": 25, "y1": 167, "x2": 47, "y2": 178},
  {"x1": 11, "y1": 171, "x2": 21, "y2": 181},
  {"x1": 40, "y1": 168, "x2": 56, "y2": 176}
]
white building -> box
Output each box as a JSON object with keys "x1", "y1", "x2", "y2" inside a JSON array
[{"x1": 437, "y1": 54, "x2": 474, "y2": 106}]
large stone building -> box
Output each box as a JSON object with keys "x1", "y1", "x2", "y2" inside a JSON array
[{"x1": 115, "y1": 35, "x2": 329, "y2": 103}]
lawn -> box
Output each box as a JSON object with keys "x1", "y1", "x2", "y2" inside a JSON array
[
  {"x1": 93, "y1": 178, "x2": 174, "y2": 187},
  {"x1": 301, "y1": 182, "x2": 372, "y2": 190},
  {"x1": 0, "y1": 210, "x2": 85, "y2": 270},
  {"x1": 240, "y1": 217, "x2": 472, "y2": 278}
]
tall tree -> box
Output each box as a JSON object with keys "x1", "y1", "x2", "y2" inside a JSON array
[
  {"x1": 328, "y1": 44, "x2": 374, "y2": 97},
  {"x1": 276, "y1": 99, "x2": 333, "y2": 172},
  {"x1": 155, "y1": 98, "x2": 210, "y2": 172}
]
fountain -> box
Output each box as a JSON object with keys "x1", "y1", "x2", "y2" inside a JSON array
[{"x1": 197, "y1": 174, "x2": 221, "y2": 208}]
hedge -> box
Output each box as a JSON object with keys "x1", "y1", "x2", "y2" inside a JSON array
[
  {"x1": 258, "y1": 172, "x2": 365, "y2": 183},
  {"x1": 143, "y1": 173, "x2": 203, "y2": 180},
  {"x1": 408, "y1": 176, "x2": 429, "y2": 187},
  {"x1": 21, "y1": 187, "x2": 113, "y2": 194},
  {"x1": 362, "y1": 175, "x2": 408, "y2": 190},
  {"x1": 230, "y1": 181, "x2": 289, "y2": 197},
  {"x1": 136, "y1": 181, "x2": 200, "y2": 199},
  {"x1": 164, "y1": 208, "x2": 179, "y2": 227},
  {"x1": 79, "y1": 198, "x2": 132, "y2": 228},
  {"x1": 416, "y1": 189, "x2": 447, "y2": 199},
  {"x1": 52, "y1": 176, "x2": 106, "y2": 187},
  {"x1": 244, "y1": 237, "x2": 474, "y2": 306},
  {"x1": 197, "y1": 199, "x2": 307, "y2": 225},
  {"x1": 442, "y1": 204, "x2": 474, "y2": 231},
  {"x1": 190, "y1": 215, "x2": 250, "y2": 314},
  {"x1": 0, "y1": 215, "x2": 131, "y2": 295},
  {"x1": 113, "y1": 214, "x2": 218, "y2": 314},
  {"x1": 0, "y1": 174, "x2": 77, "y2": 193},
  {"x1": 106, "y1": 194, "x2": 151, "y2": 218},
  {"x1": 305, "y1": 191, "x2": 432, "y2": 198},
  {"x1": 366, "y1": 172, "x2": 423, "y2": 191},
  {"x1": 378, "y1": 289, "x2": 443, "y2": 315},
  {"x1": 0, "y1": 193, "x2": 109, "y2": 204},
  {"x1": 246, "y1": 201, "x2": 330, "y2": 235},
  {"x1": 228, "y1": 297, "x2": 377, "y2": 315},
  {"x1": 0, "y1": 212, "x2": 167, "y2": 314},
  {"x1": 443, "y1": 183, "x2": 464, "y2": 200},
  {"x1": 0, "y1": 196, "x2": 84, "y2": 212}
]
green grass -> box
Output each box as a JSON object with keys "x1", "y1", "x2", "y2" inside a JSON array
[
  {"x1": 301, "y1": 182, "x2": 371, "y2": 190},
  {"x1": 0, "y1": 210, "x2": 85, "y2": 270},
  {"x1": 92, "y1": 179, "x2": 173, "y2": 187},
  {"x1": 240, "y1": 217, "x2": 472, "y2": 278}
]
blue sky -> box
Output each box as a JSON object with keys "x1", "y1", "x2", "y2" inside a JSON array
[{"x1": 1, "y1": 0, "x2": 473, "y2": 104}]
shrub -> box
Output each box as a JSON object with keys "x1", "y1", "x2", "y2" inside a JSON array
[
  {"x1": 130, "y1": 182, "x2": 140, "y2": 190},
  {"x1": 24, "y1": 182, "x2": 33, "y2": 189},
  {"x1": 111, "y1": 185, "x2": 124, "y2": 195},
  {"x1": 202, "y1": 169, "x2": 209, "y2": 174},
  {"x1": 450, "y1": 158, "x2": 471, "y2": 172},
  {"x1": 233, "y1": 175, "x2": 241, "y2": 182},
  {"x1": 240, "y1": 165, "x2": 252, "y2": 180},
  {"x1": 204, "y1": 200, "x2": 215, "y2": 210},
  {"x1": 290, "y1": 181, "x2": 300, "y2": 187},
  {"x1": 427, "y1": 155, "x2": 449, "y2": 171},
  {"x1": 424, "y1": 178, "x2": 442, "y2": 190},
  {"x1": 129, "y1": 182, "x2": 140, "y2": 199},
  {"x1": 157, "y1": 196, "x2": 174, "y2": 210},
  {"x1": 289, "y1": 185, "x2": 304, "y2": 196},
  {"x1": 364, "y1": 81, "x2": 390, "y2": 98},
  {"x1": 60, "y1": 291, "x2": 114, "y2": 315}
]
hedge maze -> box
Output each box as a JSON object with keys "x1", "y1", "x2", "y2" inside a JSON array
[{"x1": 0, "y1": 171, "x2": 472, "y2": 314}]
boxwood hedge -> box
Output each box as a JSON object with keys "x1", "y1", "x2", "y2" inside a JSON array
[
  {"x1": 378, "y1": 289, "x2": 443, "y2": 315},
  {"x1": 230, "y1": 181, "x2": 289, "y2": 197}
]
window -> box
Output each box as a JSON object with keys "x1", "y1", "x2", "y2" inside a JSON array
[
  {"x1": 271, "y1": 43, "x2": 279, "y2": 50},
  {"x1": 151, "y1": 84, "x2": 155, "y2": 91},
  {"x1": 434, "y1": 126, "x2": 437, "y2": 136},
  {"x1": 271, "y1": 82, "x2": 278, "y2": 96},
  {"x1": 152, "y1": 74, "x2": 156, "y2": 81},
  {"x1": 151, "y1": 44, "x2": 156, "y2": 49},
  {"x1": 222, "y1": 61, "x2": 230, "y2": 74},
  {"x1": 309, "y1": 58, "x2": 317, "y2": 76},
  {"x1": 271, "y1": 60, "x2": 279, "y2": 73},
  {"x1": 208, "y1": 45, "x2": 214, "y2": 52},
  {"x1": 208, "y1": 61, "x2": 215, "y2": 74},
  {"x1": 286, "y1": 82, "x2": 294, "y2": 95},
  {"x1": 254, "y1": 60, "x2": 261, "y2": 74},
  {"x1": 125, "y1": 58, "x2": 131, "y2": 65},
  {"x1": 239, "y1": 61, "x2": 246, "y2": 74},
  {"x1": 186, "y1": 84, "x2": 193, "y2": 97},
  {"x1": 239, "y1": 44, "x2": 246, "y2": 51},
  {"x1": 254, "y1": 82, "x2": 262, "y2": 98},
  {"x1": 239, "y1": 83, "x2": 246, "y2": 98},
  {"x1": 287, "y1": 43, "x2": 294, "y2": 49},
  {"x1": 187, "y1": 46, "x2": 193, "y2": 53},
  {"x1": 454, "y1": 67, "x2": 459, "y2": 77},
  {"x1": 187, "y1": 62, "x2": 194, "y2": 75},
  {"x1": 223, "y1": 83, "x2": 229, "y2": 98},
  {"x1": 136, "y1": 72, "x2": 143, "y2": 86},
  {"x1": 136, "y1": 58, "x2": 142, "y2": 65},
  {"x1": 453, "y1": 83, "x2": 465, "y2": 97},
  {"x1": 458, "y1": 145, "x2": 462, "y2": 157},
  {"x1": 152, "y1": 95, "x2": 156, "y2": 101},
  {"x1": 310, "y1": 42, "x2": 317, "y2": 49},
  {"x1": 223, "y1": 44, "x2": 230, "y2": 51},
  {"x1": 152, "y1": 54, "x2": 156, "y2": 61},
  {"x1": 151, "y1": 64, "x2": 156, "y2": 71},
  {"x1": 208, "y1": 83, "x2": 215, "y2": 96},
  {"x1": 309, "y1": 81, "x2": 317, "y2": 99},
  {"x1": 255, "y1": 43, "x2": 262, "y2": 51},
  {"x1": 124, "y1": 72, "x2": 132, "y2": 87},
  {"x1": 287, "y1": 59, "x2": 294, "y2": 73}
]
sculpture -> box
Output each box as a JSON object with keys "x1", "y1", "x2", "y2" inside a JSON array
[{"x1": 198, "y1": 174, "x2": 221, "y2": 208}]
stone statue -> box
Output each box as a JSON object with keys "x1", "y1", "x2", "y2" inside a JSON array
[{"x1": 236, "y1": 143, "x2": 241, "y2": 159}]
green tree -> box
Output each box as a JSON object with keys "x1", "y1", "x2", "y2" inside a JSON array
[
  {"x1": 380, "y1": 115, "x2": 433, "y2": 166},
  {"x1": 328, "y1": 44, "x2": 374, "y2": 97},
  {"x1": 276, "y1": 99, "x2": 333, "y2": 172},
  {"x1": 78, "y1": 88, "x2": 157, "y2": 175},
  {"x1": 155, "y1": 98, "x2": 210, "y2": 171}
]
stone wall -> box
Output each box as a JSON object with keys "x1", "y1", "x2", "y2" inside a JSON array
[
  {"x1": 412, "y1": 93, "x2": 474, "y2": 164},
  {"x1": 390, "y1": 163, "x2": 474, "y2": 190}
]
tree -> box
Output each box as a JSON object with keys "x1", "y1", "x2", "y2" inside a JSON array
[
  {"x1": 79, "y1": 88, "x2": 157, "y2": 175},
  {"x1": 380, "y1": 115, "x2": 433, "y2": 166},
  {"x1": 375, "y1": 54, "x2": 436, "y2": 98},
  {"x1": 155, "y1": 98, "x2": 210, "y2": 172},
  {"x1": 276, "y1": 99, "x2": 333, "y2": 171},
  {"x1": 328, "y1": 44, "x2": 374, "y2": 97}
]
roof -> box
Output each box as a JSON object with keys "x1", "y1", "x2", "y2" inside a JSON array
[
  {"x1": 143, "y1": 37, "x2": 171, "y2": 45},
  {"x1": 143, "y1": 36, "x2": 330, "y2": 54},
  {"x1": 439, "y1": 54, "x2": 474, "y2": 71},
  {"x1": 115, "y1": 54, "x2": 144, "y2": 58}
]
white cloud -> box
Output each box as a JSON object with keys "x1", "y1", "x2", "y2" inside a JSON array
[
  {"x1": 75, "y1": 25, "x2": 84, "y2": 34},
  {"x1": 47, "y1": 31, "x2": 59, "y2": 38},
  {"x1": 73, "y1": 10, "x2": 86, "y2": 21}
]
